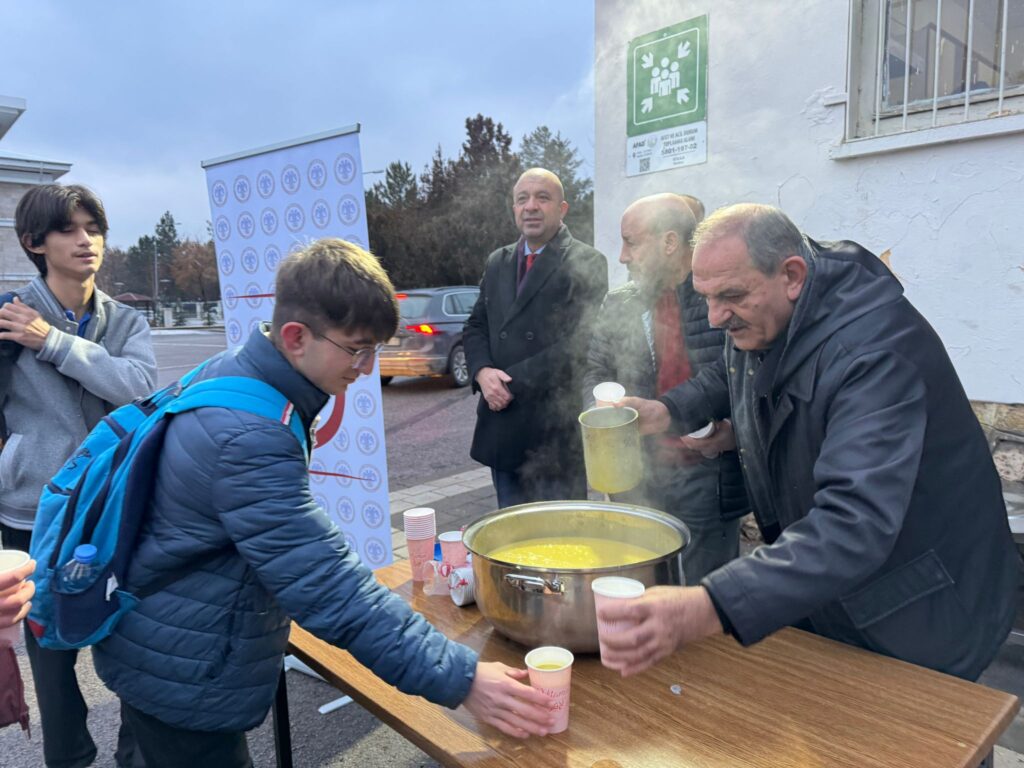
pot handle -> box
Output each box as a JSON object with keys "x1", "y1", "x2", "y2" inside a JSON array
[{"x1": 504, "y1": 573, "x2": 565, "y2": 595}]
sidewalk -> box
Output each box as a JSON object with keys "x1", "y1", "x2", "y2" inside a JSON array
[{"x1": 387, "y1": 466, "x2": 496, "y2": 560}]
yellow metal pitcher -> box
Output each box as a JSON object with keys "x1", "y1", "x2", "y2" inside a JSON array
[{"x1": 578, "y1": 406, "x2": 643, "y2": 494}]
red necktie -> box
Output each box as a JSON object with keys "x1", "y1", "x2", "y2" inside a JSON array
[{"x1": 517, "y1": 252, "x2": 537, "y2": 293}]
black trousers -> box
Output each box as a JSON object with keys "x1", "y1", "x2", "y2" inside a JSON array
[
  {"x1": 0, "y1": 523, "x2": 141, "y2": 768},
  {"x1": 120, "y1": 701, "x2": 253, "y2": 768}
]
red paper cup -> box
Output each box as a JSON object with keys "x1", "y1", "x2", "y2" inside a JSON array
[
  {"x1": 437, "y1": 531, "x2": 467, "y2": 568},
  {"x1": 591, "y1": 576, "x2": 645, "y2": 667},
  {"x1": 525, "y1": 646, "x2": 574, "y2": 734},
  {"x1": 0, "y1": 549, "x2": 30, "y2": 648},
  {"x1": 406, "y1": 535, "x2": 435, "y2": 583}
]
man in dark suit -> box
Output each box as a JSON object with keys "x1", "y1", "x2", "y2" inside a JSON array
[{"x1": 463, "y1": 168, "x2": 608, "y2": 508}]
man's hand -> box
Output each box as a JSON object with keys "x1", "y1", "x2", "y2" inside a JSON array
[
  {"x1": 476, "y1": 367, "x2": 514, "y2": 412},
  {"x1": 0, "y1": 559, "x2": 36, "y2": 626},
  {"x1": 462, "y1": 661, "x2": 555, "y2": 738},
  {"x1": 617, "y1": 396, "x2": 671, "y2": 435},
  {"x1": 0, "y1": 298, "x2": 52, "y2": 351},
  {"x1": 678, "y1": 419, "x2": 737, "y2": 459},
  {"x1": 597, "y1": 586, "x2": 723, "y2": 677},
  {"x1": 652, "y1": 442, "x2": 704, "y2": 467}
]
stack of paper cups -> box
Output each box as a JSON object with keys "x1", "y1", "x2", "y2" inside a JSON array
[{"x1": 403, "y1": 508, "x2": 436, "y2": 583}]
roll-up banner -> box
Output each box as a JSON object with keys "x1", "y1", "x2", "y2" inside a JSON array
[{"x1": 201, "y1": 125, "x2": 393, "y2": 570}]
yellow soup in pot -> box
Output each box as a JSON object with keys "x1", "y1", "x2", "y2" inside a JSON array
[{"x1": 487, "y1": 537, "x2": 661, "y2": 569}]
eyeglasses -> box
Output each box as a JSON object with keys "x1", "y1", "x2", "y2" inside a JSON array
[{"x1": 313, "y1": 332, "x2": 383, "y2": 370}]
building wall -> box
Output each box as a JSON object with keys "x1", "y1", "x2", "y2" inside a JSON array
[
  {"x1": 595, "y1": 0, "x2": 1024, "y2": 406},
  {"x1": 0, "y1": 180, "x2": 39, "y2": 291}
]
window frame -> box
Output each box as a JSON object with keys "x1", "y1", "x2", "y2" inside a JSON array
[{"x1": 842, "y1": 0, "x2": 1024, "y2": 152}]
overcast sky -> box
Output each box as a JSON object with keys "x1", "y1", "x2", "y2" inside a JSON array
[{"x1": 2, "y1": 1, "x2": 595, "y2": 248}]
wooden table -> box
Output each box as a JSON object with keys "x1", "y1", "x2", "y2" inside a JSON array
[{"x1": 277, "y1": 560, "x2": 1018, "y2": 768}]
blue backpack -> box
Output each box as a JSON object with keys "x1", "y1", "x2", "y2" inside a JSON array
[{"x1": 27, "y1": 363, "x2": 309, "y2": 650}]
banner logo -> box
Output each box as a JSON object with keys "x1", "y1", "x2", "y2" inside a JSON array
[
  {"x1": 233, "y1": 175, "x2": 251, "y2": 203},
  {"x1": 334, "y1": 153, "x2": 356, "y2": 184},
  {"x1": 308, "y1": 159, "x2": 327, "y2": 189},
  {"x1": 281, "y1": 164, "x2": 301, "y2": 194}
]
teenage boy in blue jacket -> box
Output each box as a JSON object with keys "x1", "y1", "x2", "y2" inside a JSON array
[{"x1": 93, "y1": 238, "x2": 555, "y2": 768}]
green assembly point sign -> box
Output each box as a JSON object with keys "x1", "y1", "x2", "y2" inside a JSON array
[{"x1": 627, "y1": 15, "x2": 708, "y2": 137}]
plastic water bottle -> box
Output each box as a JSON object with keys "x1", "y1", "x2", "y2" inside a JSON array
[{"x1": 58, "y1": 544, "x2": 99, "y2": 591}]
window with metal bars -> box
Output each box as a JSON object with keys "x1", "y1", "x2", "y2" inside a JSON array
[{"x1": 847, "y1": 0, "x2": 1024, "y2": 139}]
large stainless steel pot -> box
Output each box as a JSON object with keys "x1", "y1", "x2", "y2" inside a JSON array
[{"x1": 463, "y1": 500, "x2": 689, "y2": 652}]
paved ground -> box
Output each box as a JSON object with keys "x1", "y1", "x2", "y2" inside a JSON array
[{"x1": 2, "y1": 329, "x2": 1022, "y2": 766}]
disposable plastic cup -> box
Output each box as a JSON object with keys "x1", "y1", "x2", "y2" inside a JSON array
[
  {"x1": 687, "y1": 421, "x2": 716, "y2": 439},
  {"x1": 406, "y1": 535, "x2": 435, "y2": 582},
  {"x1": 591, "y1": 576, "x2": 646, "y2": 667},
  {"x1": 525, "y1": 646, "x2": 574, "y2": 734},
  {"x1": 593, "y1": 381, "x2": 625, "y2": 408},
  {"x1": 0, "y1": 549, "x2": 31, "y2": 647},
  {"x1": 438, "y1": 531, "x2": 468, "y2": 568}
]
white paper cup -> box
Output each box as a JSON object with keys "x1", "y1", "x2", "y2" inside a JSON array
[
  {"x1": 0, "y1": 549, "x2": 31, "y2": 648},
  {"x1": 525, "y1": 646, "x2": 574, "y2": 733},
  {"x1": 592, "y1": 381, "x2": 625, "y2": 408},
  {"x1": 592, "y1": 576, "x2": 645, "y2": 667},
  {"x1": 438, "y1": 531, "x2": 468, "y2": 567}
]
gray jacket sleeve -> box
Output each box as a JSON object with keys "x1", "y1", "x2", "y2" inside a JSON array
[
  {"x1": 212, "y1": 425, "x2": 478, "y2": 709},
  {"x1": 36, "y1": 313, "x2": 157, "y2": 405},
  {"x1": 702, "y1": 350, "x2": 927, "y2": 645},
  {"x1": 581, "y1": 294, "x2": 618, "y2": 409}
]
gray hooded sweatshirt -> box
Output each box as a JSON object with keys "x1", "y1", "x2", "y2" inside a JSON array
[{"x1": 0, "y1": 276, "x2": 157, "y2": 530}]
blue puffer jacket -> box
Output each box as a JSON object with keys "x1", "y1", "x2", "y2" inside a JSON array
[{"x1": 93, "y1": 329, "x2": 478, "y2": 731}]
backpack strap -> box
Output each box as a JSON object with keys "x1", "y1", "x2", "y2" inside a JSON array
[
  {"x1": 168, "y1": 376, "x2": 309, "y2": 457},
  {"x1": 127, "y1": 375, "x2": 310, "y2": 600}
]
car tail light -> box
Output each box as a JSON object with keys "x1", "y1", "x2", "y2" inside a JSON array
[
  {"x1": 406, "y1": 324, "x2": 441, "y2": 335},
  {"x1": 395, "y1": 293, "x2": 408, "y2": 300}
]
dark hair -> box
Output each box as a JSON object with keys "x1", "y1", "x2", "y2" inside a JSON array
[
  {"x1": 15, "y1": 184, "x2": 109, "y2": 276},
  {"x1": 271, "y1": 238, "x2": 398, "y2": 342}
]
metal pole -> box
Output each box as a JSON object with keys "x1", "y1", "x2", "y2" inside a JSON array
[
  {"x1": 902, "y1": 0, "x2": 914, "y2": 129},
  {"x1": 153, "y1": 241, "x2": 159, "y2": 325},
  {"x1": 997, "y1": 0, "x2": 1009, "y2": 113},
  {"x1": 932, "y1": 0, "x2": 943, "y2": 125},
  {"x1": 964, "y1": 0, "x2": 976, "y2": 119}
]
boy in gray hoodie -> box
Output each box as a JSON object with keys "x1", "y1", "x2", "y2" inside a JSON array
[{"x1": 1, "y1": 184, "x2": 156, "y2": 768}]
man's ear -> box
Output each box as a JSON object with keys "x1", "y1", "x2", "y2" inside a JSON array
[
  {"x1": 277, "y1": 321, "x2": 310, "y2": 357},
  {"x1": 20, "y1": 234, "x2": 44, "y2": 255},
  {"x1": 781, "y1": 255, "x2": 808, "y2": 301},
  {"x1": 559, "y1": 200, "x2": 569, "y2": 220},
  {"x1": 662, "y1": 230, "x2": 679, "y2": 255}
]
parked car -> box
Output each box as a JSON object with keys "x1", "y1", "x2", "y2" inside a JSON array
[{"x1": 379, "y1": 286, "x2": 479, "y2": 387}]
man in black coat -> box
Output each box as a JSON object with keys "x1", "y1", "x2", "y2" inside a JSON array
[
  {"x1": 601, "y1": 203, "x2": 1018, "y2": 681},
  {"x1": 463, "y1": 168, "x2": 608, "y2": 507},
  {"x1": 583, "y1": 194, "x2": 747, "y2": 584}
]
